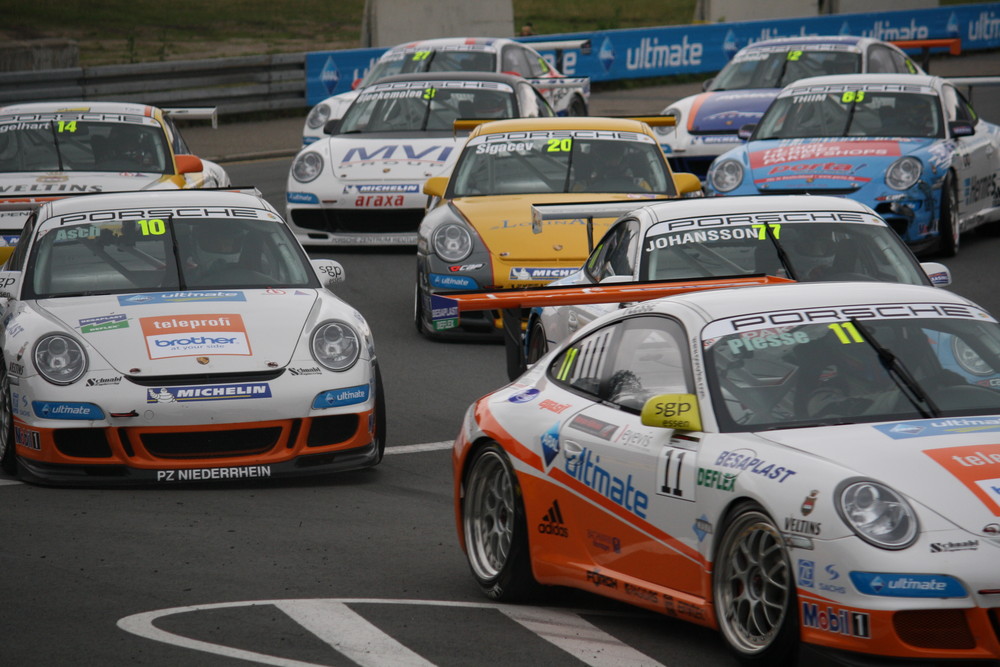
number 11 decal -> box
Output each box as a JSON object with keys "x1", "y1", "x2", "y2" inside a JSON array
[{"x1": 657, "y1": 447, "x2": 695, "y2": 502}]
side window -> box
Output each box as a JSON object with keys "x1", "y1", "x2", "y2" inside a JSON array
[
  {"x1": 586, "y1": 220, "x2": 639, "y2": 282},
  {"x1": 941, "y1": 85, "x2": 976, "y2": 124},
  {"x1": 501, "y1": 45, "x2": 531, "y2": 75},
  {"x1": 5, "y1": 212, "x2": 37, "y2": 271},
  {"x1": 522, "y1": 46, "x2": 550, "y2": 77},
  {"x1": 550, "y1": 315, "x2": 692, "y2": 412},
  {"x1": 162, "y1": 116, "x2": 190, "y2": 155},
  {"x1": 866, "y1": 45, "x2": 896, "y2": 73}
]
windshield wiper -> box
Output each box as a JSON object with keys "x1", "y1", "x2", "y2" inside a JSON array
[
  {"x1": 849, "y1": 318, "x2": 939, "y2": 418},
  {"x1": 760, "y1": 222, "x2": 798, "y2": 278},
  {"x1": 47, "y1": 121, "x2": 66, "y2": 171}
]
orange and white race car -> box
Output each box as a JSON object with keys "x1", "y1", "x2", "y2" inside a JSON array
[{"x1": 451, "y1": 279, "x2": 1000, "y2": 664}]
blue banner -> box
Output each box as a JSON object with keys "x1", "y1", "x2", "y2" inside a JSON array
[{"x1": 306, "y1": 4, "x2": 1000, "y2": 105}]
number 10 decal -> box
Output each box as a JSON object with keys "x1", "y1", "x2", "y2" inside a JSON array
[{"x1": 656, "y1": 446, "x2": 696, "y2": 502}]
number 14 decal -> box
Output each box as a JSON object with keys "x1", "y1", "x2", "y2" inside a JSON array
[{"x1": 656, "y1": 446, "x2": 696, "y2": 502}]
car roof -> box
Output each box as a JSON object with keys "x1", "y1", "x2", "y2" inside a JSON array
[
  {"x1": 629, "y1": 194, "x2": 881, "y2": 227},
  {"x1": 385, "y1": 37, "x2": 512, "y2": 53},
  {"x1": 780, "y1": 72, "x2": 940, "y2": 91},
  {"x1": 740, "y1": 35, "x2": 870, "y2": 51},
  {"x1": 650, "y1": 281, "x2": 972, "y2": 323},
  {"x1": 367, "y1": 71, "x2": 526, "y2": 87},
  {"x1": 468, "y1": 116, "x2": 657, "y2": 138},
  {"x1": 0, "y1": 101, "x2": 159, "y2": 119},
  {"x1": 37, "y1": 189, "x2": 273, "y2": 219}
]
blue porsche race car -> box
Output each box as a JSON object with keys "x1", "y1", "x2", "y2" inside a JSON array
[{"x1": 705, "y1": 73, "x2": 1000, "y2": 256}]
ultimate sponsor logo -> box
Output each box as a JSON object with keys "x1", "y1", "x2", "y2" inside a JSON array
[
  {"x1": 312, "y1": 384, "x2": 370, "y2": 409},
  {"x1": 878, "y1": 418, "x2": 1000, "y2": 440},
  {"x1": 923, "y1": 444, "x2": 1000, "y2": 514},
  {"x1": 849, "y1": 572, "x2": 966, "y2": 598},
  {"x1": 565, "y1": 446, "x2": 649, "y2": 518},
  {"x1": 801, "y1": 603, "x2": 870, "y2": 638},
  {"x1": 140, "y1": 314, "x2": 250, "y2": 359},
  {"x1": 13, "y1": 425, "x2": 40, "y2": 450},
  {"x1": 429, "y1": 273, "x2": 477, "y2": 290},
  {"x1": 155, "y1": 465, "x2": 272, "y2": 482},
  {"x1": 147, "y1": 383, "x2": 271, "y2": 403},
  {"x1": 537, "y1": 499, "x2": 568, "y2": 537},
  {"x1": 79, "y1": 313, "x2": 129, "y2": 333},
  {"x1": 286, "y1": 191, "x2": 319, "y2": 204},
  {"x1": 119, "y1": 291, "x2": 246, "y2": 306},
  {"x1": 32, "y1": 401, "x2": 103, "y2": 420}
]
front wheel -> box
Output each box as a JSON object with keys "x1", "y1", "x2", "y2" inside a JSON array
[
  {"x1": 0, "y1": 359, "x2": 16, "y2": 475},
  {"x1": 462, "y1": 443, "x2": 536, "y2": 601},
  {"x1": 370, "y1": 362, "x2": 387, "y2": 465},
  {"x1": 938, "y1": 173, "x2": 960, "y2": 257},
  {"x1": 713, "y1": 502, "x2": 798, "y2": 666},
  {"x1": 568, "y1": 95, "x2": 588, "y2": 116},
  {"x1": 525, "y1": 319, "x2": 548, "y2": 365}
]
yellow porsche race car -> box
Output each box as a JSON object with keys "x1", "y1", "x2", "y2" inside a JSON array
[{"x1": 415, "y1": 116, "x2": 701, "y2": 339}]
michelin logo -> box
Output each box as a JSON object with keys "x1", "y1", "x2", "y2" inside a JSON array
[{"x1": 147, "y1": 383, "x2": 272, "y2": 403}]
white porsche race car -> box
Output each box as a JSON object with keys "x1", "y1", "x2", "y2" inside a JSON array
[
  {"x1": 519, "y1": 195, "x2": 951, "y2": 377},
  {"x1": 302, "y1": 36, "x2": 590, "y2": 146},
  {"x1": 0, "y1": 189, "x2": 384, "y2": 485},
  {"x1": 286, "y1": 72, "x2": 556, "y2": 246},
  {"x1": 0, "y1": 101, "x2": 231, "y2": 260},
  {"x1": 452, "y1": 280, "x2": 1000, "y2": 665}
]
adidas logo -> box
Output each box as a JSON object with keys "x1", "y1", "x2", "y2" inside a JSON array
[{"x1": 537, "y1": 499, "x2": 568, "y2": 537}]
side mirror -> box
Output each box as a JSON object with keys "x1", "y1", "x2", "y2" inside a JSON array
[
  {"x1": 351, "y1": 78, "x2": 363, "y2": 90},
  {"x1": 322, "y1": 119, "x2": 341, "y2": 135},
  {"x1": 920, "y1": 261, "x2": 951, "y2": 287},
  {"x1": 311, "y1": 259, "x2": 346, "y2": 289},
  {"x1": 174, "y1": 154, "x2": 204, "y2": 174},
  {"x1": 702, "y1": 77, "x2": 714, "y2": 92},
  {"x1": 949, "y1": 120, "x2": 975, "y2": 138},
  {"x1": 673, "y1": 172, "x2": 703, "y2": 197},
  {"x1": 0, "y1": 269, "x2": 20, "y2": 299},
  {"x1": 423, "y1": 177, "x2": 448, "y2": 197},
  {"x1": 641, "y1": 393, "x2": 702, "y2": 431},
  {"x1": 737, "y1": 124, "x2": 756, "y2": 141}
]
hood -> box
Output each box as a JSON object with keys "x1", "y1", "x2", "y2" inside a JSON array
[
  {"x1": 454, "y1": 193, "x2": 666, "y2": 263},
  {"x1": 0, "y1": 171, "x2": 181, "y2": 200},
  {"x1": 324, "y1": 135, "x2": 461, "y2": 183},
  {"x1": 758, "y1": 419, "x2": 1000, "y2": 535},
  {"x1": 37, "y1": 289, "x2": 318, "y2": 375},
  {"x1": 688, "y1": 90, "x2": 780, "y2": 134},
  {"x1": 745, "y1": 137, "x2": 934, "y2": 192}
]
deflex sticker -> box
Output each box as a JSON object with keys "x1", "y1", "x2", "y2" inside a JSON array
[{"x1": 923, "y1": 444, "x2": 1000, "y2": 515}]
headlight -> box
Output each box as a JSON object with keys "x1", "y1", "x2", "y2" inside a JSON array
[
  {"x1": 34, "y1": 334, "x2": 88, "y2": 385},
  {"x1": 306, "y1": 103, "x2": 331, "y2": 130},
  {"x1": 836, "y1": 479, "x2": 918, "y2": 549},
  {"x1": 885, "y1": 156, "x2": 922, "y2": 190},
  {"x1": 432, "y1": 223, "x2": 473, "y2": 262},
  {"x1": 311, "y1": 321, "x2": 361, "y2": 371},
  {"x1": 709, "y1": 159, "x2": 744, "y2": 193},
  {"x1": 292, "y1": 152, "x2": 324, "y2": 183},
  {"x1": 655, "y1": 108, "x2": 680, "y2": 136}
]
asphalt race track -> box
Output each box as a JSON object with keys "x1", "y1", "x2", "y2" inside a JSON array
[{"x1": 2, "y1": 52, "x2": 1000, "y2": 666}]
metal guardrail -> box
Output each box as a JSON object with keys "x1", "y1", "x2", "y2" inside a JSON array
[{"x1": 0, "y1": 53, "x2": 307, "y2": 116}]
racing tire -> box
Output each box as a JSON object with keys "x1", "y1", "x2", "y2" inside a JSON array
[
  {"x1": 568, "y1": 95, "x2": 588, "y2": 117},
  {"x1": 413, "y1": 282, "x2": 425, "y2": 334},
  {"x1": 371, "y1": 362, "x2": 387, "y2": 465},
  {"x1": 713, "y1": 502, "x2": 798, "y2": 666},
  {"x1": 525, "y1": 319, "x2": 548, "y2": 365},
  {"x1": 0, "y1": 359, "x2": 16, "y2": 475},
  {"x1": 938, "y1": 173, "x2": 960, "y2": 258},
  {"x1": 462, "y1": 442, "x2": 537, "y2": 601}
]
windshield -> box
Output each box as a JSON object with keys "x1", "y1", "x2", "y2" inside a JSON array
[
  {"x1": 450, "y1": 133, "x2": 675, "y2": 197},
  {"x1": 639, "y1": 220, "x2": 928, "y2": 284},
  {"x1": 25, "y1": 216, "x2": 316, "y2": 299},
  {"x1": 0, "y1": 119, "x2": 171, "y2": 174},
  {"x1": 362, "y1": 48, "x2": 496, "y2": 86},
  {"x1": 338, "y1": 80, "x2": 516, "y2": 133},
  {"x1": 704, "y1": 310, "x2": 1000, "y2": 432},
  {"x1": 755, "y1": 89, "x2": 943, "y2": 139},
  {"x1": 710, "y1": 49, "x2": 860, "y2": 91}
]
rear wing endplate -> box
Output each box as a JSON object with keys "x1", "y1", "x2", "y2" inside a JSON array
[{"x1": 162, "y1": 107, "x2": 219, "y2": 129}]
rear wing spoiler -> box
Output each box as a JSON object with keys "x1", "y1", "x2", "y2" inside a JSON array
[
  {"x1": 889, "y1": 38, "x2": 961, "y2": 71},
  {"x1": 453, "y1": 113, "x2": 675, "y2": 138},
  {"x1": 531, "y1": 200, "x2": 678, "y2": 253},
  {"x1": 523, "y1": 76, "x2": 591, "y2": 91},
  {"x1": 161, "y1": 107, "x2": 219, "y2": 129},
  {"x1": 523, "y1": 39, "x2": 592, "y2": 72},
  {"x1": 431, "y1": 274, "x2": 795, "y2": 379}
]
